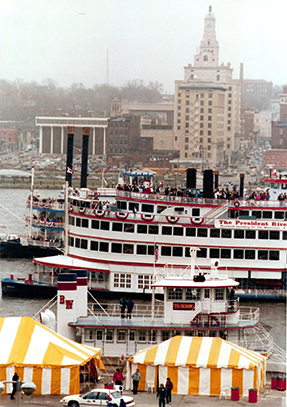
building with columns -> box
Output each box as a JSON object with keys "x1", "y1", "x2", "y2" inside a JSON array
[
  {"x1": 174, "y1": 6, "x2": 241, "y2": 169},
  {"x1": 35, "y1": 117, "x2": 108, "y2": 156}
]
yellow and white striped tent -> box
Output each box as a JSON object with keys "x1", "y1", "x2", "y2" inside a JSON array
[
  {"x1": 127, "y1": 336, "x2": 266, "y2": 397},
  {"x1": 0, "y1": 317, "x2": 105, "y2": 395}
]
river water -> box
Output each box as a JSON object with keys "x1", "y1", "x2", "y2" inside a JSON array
[{"x1": 0, "y1": 189, "x2": 286, "y2": 350}]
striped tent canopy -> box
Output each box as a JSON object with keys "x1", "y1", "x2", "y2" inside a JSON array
[
  {"x1": 0, "y1": 317, "x2": 105, "y2": 395},
  {"x1": 127, "y1": 336, "x2": 266, "y2": 397}
]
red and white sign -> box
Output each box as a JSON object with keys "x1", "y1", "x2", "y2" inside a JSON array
[
  {"x1": 173, "y1": 303, "x2": 195, "y2": 310},
  {"x1": 215, "y1": 219, "x2": 287, "y2": 231}
]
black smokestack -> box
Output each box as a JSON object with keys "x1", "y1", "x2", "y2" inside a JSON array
[
  {"x1": 203, "y1": 169, "x2": 214, "y2": 198},
  {"x1": 80, "y1": 127, "x2": 90, "y2": 188},
  {"x1": 240, "y1": 173, "x2": 245, "y2": 197},
  {"x1": 66, "y1": 126, "x2": 75, "y2": 187},
  {"x1": 186, "y1": 168, "x2": 197, "y2": 189}
]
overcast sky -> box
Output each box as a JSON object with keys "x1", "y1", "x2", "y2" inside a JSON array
[{"x1": 0, "y1": 0, "x2": 286, "y2": 92}]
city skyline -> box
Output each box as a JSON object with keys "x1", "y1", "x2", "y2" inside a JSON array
[{"x1": 0, "y1": 0, "x2": 286, "y2": 93}]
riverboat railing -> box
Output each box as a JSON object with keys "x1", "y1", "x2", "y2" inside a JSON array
[
  {"x1": 238, "y1": 306, "x2": 260, "y2": 324},
  {"x1": 26, "y1": 238, "x2": 63, "y2": 249},
  {"x1": 27, "y1": 200, "x2": 65, "y2": 211},
  {"x1": 29, "y1": 219, "x2": 65, "y2": 229},
  {"x1": 87, "y1": 301, "x2": 164, "y2": 318}
]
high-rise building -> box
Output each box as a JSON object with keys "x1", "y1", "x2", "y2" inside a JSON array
[{"x1": 174, "y1": 6, "x2": 241, "y2": 169}]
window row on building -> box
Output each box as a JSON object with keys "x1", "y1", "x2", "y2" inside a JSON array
[{"x1": 68, "y1": 236, "x2": 280, "y2": 261}]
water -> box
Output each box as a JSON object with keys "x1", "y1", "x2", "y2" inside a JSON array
[{"x1": 0, "y1": 189, "x2": 285, "y2": 350}]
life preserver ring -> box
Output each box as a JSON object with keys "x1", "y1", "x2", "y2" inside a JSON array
[
  {"x1": 166, "y1": 216, "x2": 179, "y2": 224},
  {"x1": 116, "y1": 212, "x2": 129, "y2": 219},
  {"x1": 190, "y1": 217, "x2": 203, "y2": 225},
  {"x1": 69, "y1": 204, "x2": 74, "y2": 212},
  {"x1": 94, "y1": 209, "x2": 106, "y2": 217},
  {"x1": 141, "y1": 214, "x2": 155, "y2": 221},
  {"x1": 234, "y1": 201, "x2": 240, "y2": 207},
  {"x1": 79, "y1": 207, "x2": 86, "y2": 214}
]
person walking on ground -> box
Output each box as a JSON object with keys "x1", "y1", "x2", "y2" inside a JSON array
[
  {"x1": 131, "y1": 368, "x2": 141, "y2": 394},
  {"x1": 113, "y1": 368, "x2": 124, "y2": 386},
  {"x1": 11, "y1": 372, "x2": 19, "y2": 400},
  {"x1": 119, "y1": 297, "x2": 127, "y2": 319},
  {"x1": 157, "y1": 383, "x2": 167, "y2": 407},
  {"x1": 165, "y1": 378, "x2": 173, "y2": 403},
  {"x1": 118, "y1": 355, "x2": 127, "y2": 372},
  {"x1": 119, "y1": 399, "x2": 127, "y2": 407},
  {"x1": 126, "y1": 298, "x2": 134, "y2": 319}
]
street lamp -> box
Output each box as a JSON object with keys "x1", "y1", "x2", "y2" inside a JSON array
[{"x1": 0, "y1": 380, "x2": 36, "y2": 407}]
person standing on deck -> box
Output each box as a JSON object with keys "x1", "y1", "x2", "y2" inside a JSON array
[{"x1": 126, "y1": 298, "x2": 134, "y2": 319}]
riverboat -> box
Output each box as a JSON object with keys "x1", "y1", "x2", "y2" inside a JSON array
[
  {"x1": 58, "y1": 253, "x2": 285, "y2": 374},
  {"x1": 1, "y1": 169, "x2": 287, "y2": 298}
]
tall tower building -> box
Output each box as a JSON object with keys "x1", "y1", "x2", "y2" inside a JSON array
[{"x1": 174, "y1": 6, "x2": 241, "y2": 169}]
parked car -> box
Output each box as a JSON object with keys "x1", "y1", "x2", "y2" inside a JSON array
[{"x1": 60, "y1": 389, "x2": 135, "y2": 407}]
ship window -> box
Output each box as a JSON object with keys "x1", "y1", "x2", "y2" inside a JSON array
[
  {"x1": 96, "y1": 330, "x2": 103, "y2": 341},
  {"x1": 174, "y1": 227, "x2": 183, "y2": 236},
  {"x1": 91, "y1": 241, "x2": 98, "y2": 251},
  {"x1": 100, "y1": 221, "x2": 109, "y2": 231},
  {"x1": 239, "y1": 210, "x2": 249, "y2": 217},
  {"x1": 221, "y1": 248, "x2": 231, "y2": 258},
  {"x1": 210, "y1": 229, "x2": 220, "y2": 237},
  {"x1": 258, "y1": 250, "x2": 268, "y2": 260},
  {"x1": 85, "y1": 329, "x2": 94, "y2": 341},
  {"x1": 149, "y1": 330, "x2": 156, "y2": 343},
  {"x1": 173, "y1": 246, "x2": 183, "y2": 257},
  {"x1": 117, "y1": 330, "x2": 126, "y2": 342},
  {"x1": 137, "y1": 224, "x2": 147, "y2": 234},
  {"x1": 161, "y1": 246, "x2": 171, "y2": 256},
  {"x1": 106, "y1": 329, "x2": 114, "y2": 342},
  {"x1": 137, "y1": 245, "x2": 147, "y2": 255},
  {"x1": 270, "y1": 231, "x2": 279, "y2": 240},
  {"x1": 68, "y1": 236, "x2": 74, "y2": 246},
  {"x1": 117, "y1": 201, "x2": 127, "y2": 210},
  {"x1": 185, "y1": 247, "x2": 191, "y2": 257},
  {"x1": 259, "y1": 230, "x2": 268, "y2": 239},
  {"x1": 75, "y1": 238, "x2": 80, "y2": 248},
  {"x1": 192, "y1": 208, "x2": 200, "y2": 216},
  {"x1": 82, "y1": 218, "x2": 88, "y2": 228},
  {"x1": 129, "y1": 202, "x2": 139, "y2": 212},
  {"x1": 283, "y1": 231, "x2": 287, "y2": 240},
  {"x1": 269, "y1": 250, "x2": 279, "y2": 261},
  {"x1": 157, "y1": 205, "x2": 167, "y2": 213},
  {"x1": 275, "y1": 211, "x2": 285, "y2": 219},
  {"x1": 234, "y1": 249, "x2": 244, "y2": 259},
  {"x1": 129, "y1": 331, "x2": 135, "y2": 341},
  {"x1": 197, "y1": 248, "x2": 207, "y2": 258},
  {"x1": 162, "y1": 226, "x2": 172, "y2": 235},
  {"x1": 168, "y1": 288, "x2": 183, "y2": 300},
  {"x1": 124, "y1": 224, "x2": 134, "y2": 233},
  {"x1": 138, "y1": 330, "x2": 146, "y2": 342},
  {"x1": 138, "y1": 275, "x2": 151, "y2": 290},
  {"x1": 162, "y1": 331, "x2": 170, "y2": 342},
  {"x1": 76, "y1": 217, "x2": 81, "y2": 227},
  {"x1": 186, "y1": 227, "x2": 196, "y2": 236},
  {"x1": 149, "y1": 225, "x2": 158, "y2": 234},
  {"x1": 246, "y1": 230, "x2": 256, "y2": 239},
  {"x1": 112, "y1": 222, "x2": 122, "y2": 232},
  {"x1": 221, "y1": 229, "x2": 231, "y2": 238},
  {"x1": 114, "y1": 273, "x2": 131, "y2": 288},
  {"x1": 234, "y1": 230, "x2": 244, "y2": 239},
  {"x1": 262, "y1": 211, "x2": 272, "y2": 219},
  {"x1": 197, "y1": 228, "x2": 207, "y2": 237},
  {"x1": 215, "y1": 288, "x2": 224, "y2": 301},
  {"x1": 69, "y1": 216, "x2": 75, "y2": 225},
  {"x1": 92, "y1": 220, "x2": 99, "y2": 229},
  {"x1": 204, "y1": 289, "x2": 210, "y2": 299},
  {"x1": 252, "y1": 211, "x2": 261, "y2": 218},
  {"x1": 142, "y1": 204, "x2": 154, "y2": 213},
  {"x1": 112, "y1": 243, "x2": 122, "y2": 253},
  {"x1": 186, "y1": 288, "x2": 200, "y2": 300},
  {"x1": 123, "y1": 244, "x2": 133, "y2": 254},
  {"x1": 99, "y1": 242, "x2": 109, "y2": 252},
  {"x1": 81, "y1": 239, "x2": 88, "y2": 249},
  {"x1": 148, "y1": 245, "x2": 155, "y2": 255},
  {"x1": 210, "y1": 248, "x2": 220, "y2": 258},
  {"x1": 245, "y1": 250, "x2": 255, "y2": 259}
]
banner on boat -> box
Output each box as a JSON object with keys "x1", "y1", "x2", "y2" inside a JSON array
[{"x1": 215, "y1": 219, "x2": 287, "y2": 230}]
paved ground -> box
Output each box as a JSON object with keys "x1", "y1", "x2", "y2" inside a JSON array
[{"x1": 0, "y1": 386, "x2": 285, "y2": 407}]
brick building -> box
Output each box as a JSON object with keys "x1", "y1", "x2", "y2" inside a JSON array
[
  {"x1": 271, "y1": 85, "x2": 287, "y2": 149},
  {"x1": 0, "y1": 127, "x2": 18, "y2": 152}
]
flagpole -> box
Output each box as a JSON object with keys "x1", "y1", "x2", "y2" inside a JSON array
[{"x1": 151, "y1": 241, "x2": 157, "y2": 322}]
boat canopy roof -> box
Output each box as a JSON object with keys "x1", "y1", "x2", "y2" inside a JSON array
[
  {"x1": 33, "y1": 255, "x2": 110, "y2": 273},
  {"x1": 0, "y1": 169, "x2": 31, "y2": 177}
]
